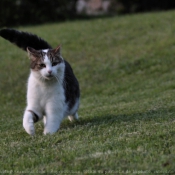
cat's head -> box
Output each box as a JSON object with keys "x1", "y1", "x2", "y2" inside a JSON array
[{"x1": 27, "y1": 45, "x2": 64, "y2": 80}]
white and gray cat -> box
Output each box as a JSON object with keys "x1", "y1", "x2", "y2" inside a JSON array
[{"x1": 0, "y1": 28, "x2": 80, "y2": 135}]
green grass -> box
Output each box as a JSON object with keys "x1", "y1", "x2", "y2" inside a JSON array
[{"x1": 1, "y1": 10, "x2": 175, "y2": 174}]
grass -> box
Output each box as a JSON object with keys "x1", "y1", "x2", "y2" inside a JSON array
[{"x1": 0, "y1": 10, "x2": 175, "y2": 174}]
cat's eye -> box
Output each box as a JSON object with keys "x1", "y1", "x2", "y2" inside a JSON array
[
  {"x1": 52, "y1": 62, "x2": 58, "y2": 66},
  {"x1": 39, "y1": 64, "x2": 46, "y2": 68}
]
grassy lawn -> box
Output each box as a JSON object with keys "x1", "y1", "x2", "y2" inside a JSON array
[{"x1": 0, "y1": 10, "x2": 175, "y2": 174}]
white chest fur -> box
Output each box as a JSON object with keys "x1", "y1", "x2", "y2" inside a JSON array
[{"x1": 26, "y1": 72, "x2": 66, "y2": 116}]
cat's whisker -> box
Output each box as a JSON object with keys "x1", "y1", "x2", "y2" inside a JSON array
[
  {"x1": 39, "y1": 76, "x2": 43, "y2": 81},
  {"x1": 55, "y1": 75, "x2": 62, "y2": 85},
  {"x1": 40, "y1": 75, "x2": 46, "y2": 82},
  {"x1": 54, "y1": 75, "x2": 59, "y2": 82}
]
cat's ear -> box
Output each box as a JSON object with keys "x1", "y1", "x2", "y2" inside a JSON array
[
  {"x1": 27, "y1": 47, "x2": 36, "y2": 55},
  {"x1": 53, "y1": 45, "x2": 61, "y2": 55},
  {"x1": 27, "y1": 47, "x2": 39, "y2": 60}
]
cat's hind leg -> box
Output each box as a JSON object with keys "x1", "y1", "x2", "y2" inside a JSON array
[
  {"x1": 43, "y1": 116, "x2": 46, "y2": 127},
  {"x1": 68, "y1": 113, "x2": 79, "y2": 122}
]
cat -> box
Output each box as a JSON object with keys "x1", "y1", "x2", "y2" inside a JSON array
[{"x1": 0, "y1": 28, "x2": 80, "y2": 135}]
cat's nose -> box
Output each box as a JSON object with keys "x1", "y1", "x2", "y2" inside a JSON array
[{"x1": 48, "y1": 70, "x2": 52, "y2": 74}]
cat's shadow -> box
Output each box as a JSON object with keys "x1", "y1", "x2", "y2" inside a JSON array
[{"x1": 60, "y1": 107, "x2": 173, "y2": 130}]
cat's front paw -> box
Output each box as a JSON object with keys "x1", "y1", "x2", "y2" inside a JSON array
[
  {"x1": 43, "y1": 129, "x2": 57, "y2": 135},
  {"x1": 23, "y1": 117, "x2": 35, "y2": 135},
  {"x1": 43, "y1": 125, "x2": 59, "y2": 135}
]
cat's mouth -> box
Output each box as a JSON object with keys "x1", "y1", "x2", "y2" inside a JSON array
[
  {"x1": 44, "y1": 74, "x2": 54, "y2": 80},
  {"x1": 46, "y1": 74, "x2": 53, "y2": 77}
]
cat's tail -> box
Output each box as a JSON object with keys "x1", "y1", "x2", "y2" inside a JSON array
[{"x1": 0, "y1": 28, "x2": 52, "y2": 51}]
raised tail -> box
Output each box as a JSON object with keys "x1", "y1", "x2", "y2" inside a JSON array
[{"x1": 0, "y1": 28, "x2": 52, "y2": 51}]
